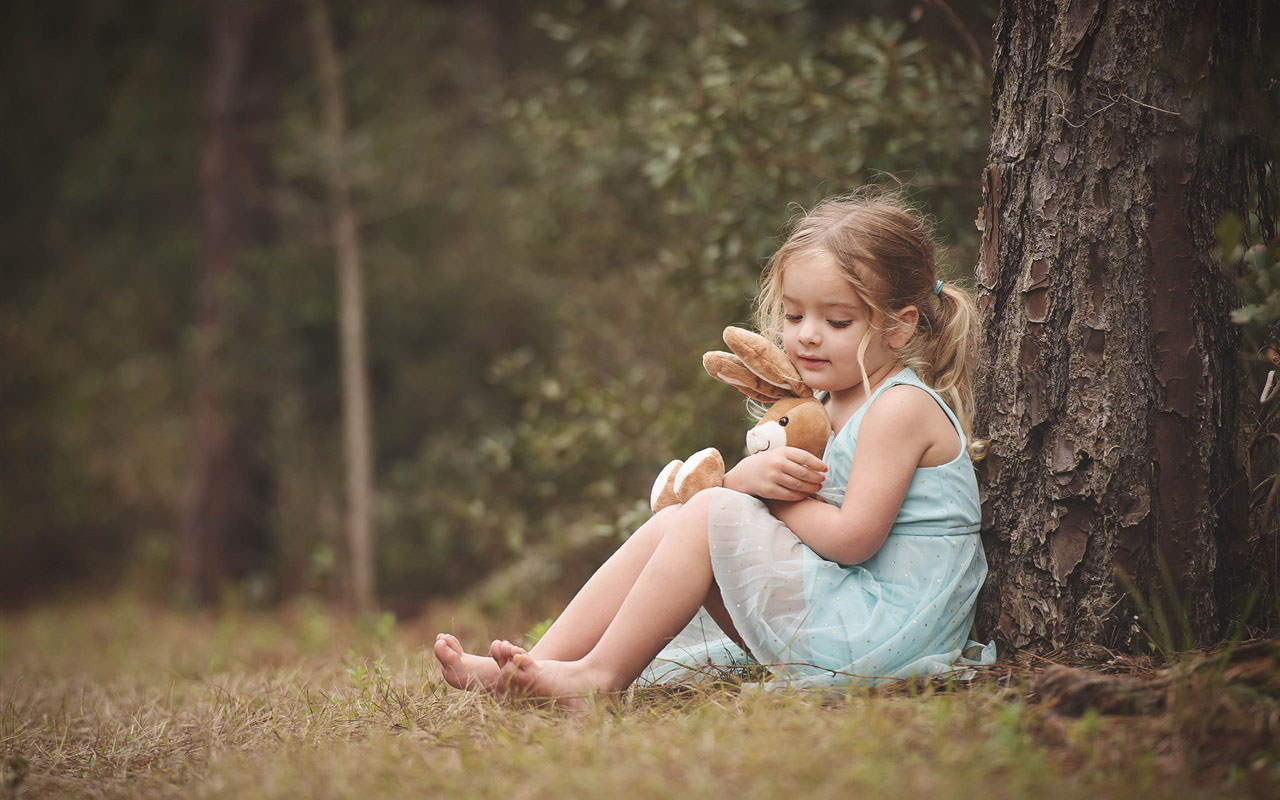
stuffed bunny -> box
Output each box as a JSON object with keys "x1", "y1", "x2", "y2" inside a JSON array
[{"x1": 650, "y1": 326, "x2": 833, "y2": 512}]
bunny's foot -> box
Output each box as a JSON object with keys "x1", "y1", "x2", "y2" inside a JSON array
[
  {"x1": 650, "y1": 459, "x2": 684, "y2": 512},
  {"x1": 674, "y1": 447, "x2": 725, "y2": 503}
]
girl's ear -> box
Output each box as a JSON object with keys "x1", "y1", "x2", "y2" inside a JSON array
[{"x1": 887, "y1": 306, "x2": 919, "y2": 349}]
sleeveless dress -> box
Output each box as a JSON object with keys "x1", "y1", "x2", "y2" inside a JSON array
[{"x1": 641, "y1": 367, "x2": 995, "y2": 688}]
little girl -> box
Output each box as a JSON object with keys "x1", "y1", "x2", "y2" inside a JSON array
[{"x1": 435, "y1": 194, "x2": 992, "y2": 701}]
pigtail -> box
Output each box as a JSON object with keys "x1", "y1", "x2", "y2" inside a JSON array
[{"x1": 916, "y1": 282, "x2": 979, "y2": 437}]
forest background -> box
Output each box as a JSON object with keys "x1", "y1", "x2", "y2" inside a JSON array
[
  {"x1": 1, "y1": 0, "x2": 999, "y2": 617},
  {"x1": 2, "y1": 0, "x2": 1276, "y2": 634}
]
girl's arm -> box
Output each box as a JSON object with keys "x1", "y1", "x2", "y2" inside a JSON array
[{"x1": 769, "y1": 386, "x2": 947, "y2": 565}]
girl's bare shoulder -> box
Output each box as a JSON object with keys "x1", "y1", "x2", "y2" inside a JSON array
[{"x1": 863, "y1": 384, "x2": 960, "y2": 467}]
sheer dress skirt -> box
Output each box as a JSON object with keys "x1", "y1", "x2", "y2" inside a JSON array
[{"x1": 642, "y1": 487, "x2": 992, "y2": 687}]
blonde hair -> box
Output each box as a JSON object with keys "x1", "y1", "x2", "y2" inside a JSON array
[{"x1": 754, "y1": 191, "x2": 979, "y2": 435}]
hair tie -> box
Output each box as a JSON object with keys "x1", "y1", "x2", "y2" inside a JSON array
[{"x1": 933, "y1": 279, "x2": 944, "y2": 296}]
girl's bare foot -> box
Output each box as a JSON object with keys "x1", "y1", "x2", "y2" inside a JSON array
[
  {"x1": 490, "y1": 638, "x2": 519, "y2": 669},
  {"x1": 434, "y1": 633, "x2": 503, "y2": 691},
  {"x1": 491, "y1": 638, "x2": 544, "y2": 670},
  {"x1": 501, "y1": 649, "x2": 617, "y2": 710}
]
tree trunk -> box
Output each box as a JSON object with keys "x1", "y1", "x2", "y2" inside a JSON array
[
  {"x1": 974, "y1": 0, "x2": 1259, "y2": 652},
  {"x1": 180, "y1": 0, "x2": 278, "y2": 604},
  {"x1": 307, "y1": 0, "x2": 376, "y2": 612}
]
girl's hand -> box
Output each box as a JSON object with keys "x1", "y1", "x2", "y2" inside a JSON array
[{"x1": 723, "y1": 447, "x2": 828, "y2": 501}]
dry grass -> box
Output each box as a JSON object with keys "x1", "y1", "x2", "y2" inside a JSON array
[{"x1": 2, "y1": 598, "x2": 1276, "y2": 799}]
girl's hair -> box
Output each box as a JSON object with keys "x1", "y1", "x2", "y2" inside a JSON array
[{"x1": 754, "y1": 191, "x2": 980, "y2": 435}]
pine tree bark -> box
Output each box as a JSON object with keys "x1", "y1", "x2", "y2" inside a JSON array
[{"x1": 974, "y1": 0, "x2": 1259, "y2": 651}]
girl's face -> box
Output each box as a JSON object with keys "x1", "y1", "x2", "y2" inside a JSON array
[{"x1": 780, "y1": 250, "x2": 906, "y2": 405}]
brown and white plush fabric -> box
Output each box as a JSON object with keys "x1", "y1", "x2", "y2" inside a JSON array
[{"x1": 650, "y1": 327, "x2": 832, "y2": 513}]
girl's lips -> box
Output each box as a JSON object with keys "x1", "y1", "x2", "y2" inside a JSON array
[{"x1": 798, "y1": 356, "x2": 829, "y2": 367}]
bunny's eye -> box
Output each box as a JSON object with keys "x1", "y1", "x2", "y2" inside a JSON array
[{"x1": 778, "y1": 416, "x2": 789, "y2": 427}]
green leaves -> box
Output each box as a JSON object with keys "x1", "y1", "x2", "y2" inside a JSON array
[{"x1": 1223, "y1": 214, "x2": 1280, "y2": 337}]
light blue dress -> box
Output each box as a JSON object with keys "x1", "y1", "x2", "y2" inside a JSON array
[{"x1": 642, "y1": 368, "x2": 995, "y2": 688}]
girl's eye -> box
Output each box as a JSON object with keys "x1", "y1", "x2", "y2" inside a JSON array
[
  {"x1": 784, "y1": 314, "x2": 802, "y2": 322},
  {"x1": 828, "y1": 320, "x2": 853, "y2": 328}
]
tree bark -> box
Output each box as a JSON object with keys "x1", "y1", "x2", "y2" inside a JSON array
[
  {"x1": 307, "y1": 0, "x2": 376, "y2": 612},
  {"x1": 180, "y1": 0, "x2": 278, "y2": 604},
  {"x1": 974, "y1": 0, "x2": 1259, "y2": 651}
]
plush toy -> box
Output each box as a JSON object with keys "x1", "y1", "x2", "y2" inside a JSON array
[{"x1": 650, "y1": 326, "x2": 833, "y2": 512}]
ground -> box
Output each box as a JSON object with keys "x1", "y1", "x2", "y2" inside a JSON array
[{"x1": 1, "y1": 597, "x2": 1276, "y2": 798}]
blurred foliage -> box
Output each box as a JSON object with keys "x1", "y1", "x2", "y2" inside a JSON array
[
  {"x1": 1221, "y1": 212, "x2": 1280, "y2": 626},
  {"x1": 1226, "y1": 225, "x2": 1280, "y2": 338},
  {"x1": 0, "y1": 0, "x2": 993, "y2": 610},
  {"x1": 1, "y1": 0, "x2": 204, "y2": 601}
]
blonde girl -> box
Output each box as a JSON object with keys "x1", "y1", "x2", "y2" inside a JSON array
[{"x1": 435, "y1": 193, "x2": 992, "y2": 702}]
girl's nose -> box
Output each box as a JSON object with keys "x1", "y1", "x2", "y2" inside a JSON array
[{"x1": 799, "y1": 320, "x2": 821, "y2": 345}]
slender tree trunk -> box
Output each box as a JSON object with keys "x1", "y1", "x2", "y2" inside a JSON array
[
  {"x1": 307, "y1": 0, "x2": 376, "y2": 612},
  {"x1": 181, "y1": 0, "x2": 278, "y2": 603},
  {"x1": 974, "y1": 0, "x2": 1259, "y2": 651}
]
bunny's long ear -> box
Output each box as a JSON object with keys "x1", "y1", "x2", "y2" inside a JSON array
[
  {"x1": 720, "y1": 326, "x2": 813, "y2": 398},
  {"x1": 702, "y1": 351, "x2": 787, "y2": 403}
]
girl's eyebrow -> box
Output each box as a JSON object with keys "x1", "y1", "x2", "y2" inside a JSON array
[{"x1": 782, "y1": 295, "x2": 863, "y2": 313}]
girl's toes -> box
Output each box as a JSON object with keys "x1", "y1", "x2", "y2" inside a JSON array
[
  {"x1": 511, "y1": 650, "x2": 532, "y2": 677},
  {"x1": 505, "y1": 641, "x2": 528, "y2": 666},
  {"x1": 493, "y1": 639, "x2": 523, "y2": 667},
  {"x1": 438, "y1": 633, "x2": 462, "y2": 654},
  {"x1": 506, "y1": 651, "x2": 539, "y2": 694},
  {"x1": 433, "y1": 637, "x2": 454, "y2": 663},
  {"x1": 434, "y1": 638, "x2": 467, "y2": 690}
]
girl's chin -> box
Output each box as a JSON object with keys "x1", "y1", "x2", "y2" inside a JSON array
[
  {"x1": 801, "y1": 376, "x2": 837, "y2": 392},
  {"x1": 802, "y1": 370, "x2": 858, "y2": 394}
]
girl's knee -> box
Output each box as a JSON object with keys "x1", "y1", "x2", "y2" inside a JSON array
[
  {"x1": 632, "y1": 507, "x2": 676, "y2": 546},
  {"x1": 647, "y1": 488, "x2": 755, "y2": 542},
  {"x1": 674, "y1": 486, "x2": 736, "y2": 518},
  {"x1": 667, "y1": 487, "x2": 760, "y2": 528},
  {"x1": 639, "y1": 495, "x2": 710, "y2": 545},
  {"x1": 700, "y1": 486, "x2": 762, "y2": 515}
]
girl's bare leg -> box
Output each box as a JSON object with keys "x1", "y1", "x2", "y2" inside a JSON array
[
  {"x1": 702, "y1": 580, "x2": 748, "y2": 652},
  {"x1": 435, "y1": 503, "x2": 683, "y2": 690},
  {"x1": 527, "y1": 505, "x2": 681, "y2": 661},
  {"x1": 490, "y1": 548, "x2": 747, "y2": 672},
  {"x1": 500, "y1": 491, "x2": 719, "y2": 702}
]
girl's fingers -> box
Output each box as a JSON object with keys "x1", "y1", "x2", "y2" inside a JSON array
[
  {"x1": 778, "y1": 475, "x2": 820, "y2": 496},
  {"x1": 761, "y1": 447, "x2": 825, "y2": 477},
  {"x1": 782, "y1": 468, "x2": 820, "y2": 488},
  {"x1": 785, "y1": 448, "x2": 827, "y2": 472},
  {"x1": 760, "y1": 475, "x2": 811, "y2": 501},
  {"x1": 781, "y1": 462, "x2": 826, "y2": 487}
]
